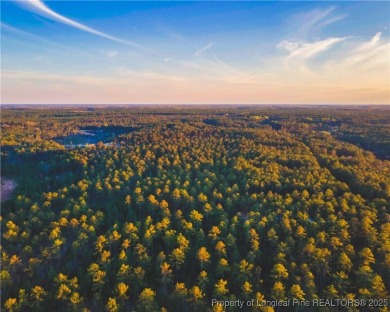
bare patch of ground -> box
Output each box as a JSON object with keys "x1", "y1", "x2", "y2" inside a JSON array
[{"x1": 1, "y1": 178, "x2": 17, "y2": 202}]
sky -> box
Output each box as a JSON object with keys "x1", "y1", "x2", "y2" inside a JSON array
[{"x1": 1, "y1": 1, "x2": 390, "y2": 104}]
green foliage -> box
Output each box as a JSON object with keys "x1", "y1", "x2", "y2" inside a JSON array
[{"x1": 1, "y1": 106, "x2": 389, "y2": 311}]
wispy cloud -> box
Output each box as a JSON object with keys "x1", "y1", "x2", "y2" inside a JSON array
[
  {"x1": 275, "y1": 6, "x2": 350, "y2": 75},
  {"x1": 325, "y1": 32, "x2": 390, "y2": 72},
  {"x1": 1, "y1": 22, "x2": 122, "y2": 65},
  {"x1": 277, "y1": 40, "x2": 300, "y2": 52},
  {"x1": 293, "y1": 6, "x2": 347, "y2": 39},
  {"x1": 194, "y1": 42, "x2": 213, "y2": 57},
  {"x1": 271, "y1": 31, "x2": 390, "y2": 103},
  {"x1": 276, "y1": 36, "x2": 347, "y2": 77},
  {"x1": 1, "y1": 22, "x2": 65, "y2": 48},
  {"x1": 353, "y1": 32, "x2": 382, "y2": 53},
  {"x1": 279, "y1": 37, "x2": 346, "y2": 60},
  {"x1": 102, "y1": 50, "x2": 119, "y2": 59},
  {"x1": 16, "y1": 0, "x2": 146, "y2": 50}
]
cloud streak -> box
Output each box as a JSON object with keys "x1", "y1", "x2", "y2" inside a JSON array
[
  {"x1": 1, "y1": 22, "x2": 64, "y2": 47},
  {"x1": 325, "y1": 32, "x2": 390, "y2": 72},
  {"x1": 281, "y1": 37, "x2": 346, "y2": 60},
  {"x1": 293, "y1": 6, "x2": 346, "y2": 39},
  {"x1": 271, "y1": 31, "x2": 390, "y2": 103},
  {"x1": 276, "y1": 36, "x2": 347, "y2": 76},
  {"x1": 194, "y1": 42, "x2": 213, "y2": 57},
  {"x1": 17, "y1": 0, "x2": 146, "y2": 49}
]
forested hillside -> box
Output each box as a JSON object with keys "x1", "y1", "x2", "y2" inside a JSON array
[{"x1": 1, "y1": 106, "x2": 389, "y2": 311}]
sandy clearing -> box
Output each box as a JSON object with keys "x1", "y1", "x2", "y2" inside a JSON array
[{"x1": 1, "y1": 178, "x2": 17, "y2": 202}]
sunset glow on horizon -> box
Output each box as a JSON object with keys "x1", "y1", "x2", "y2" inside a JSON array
[{"x1": 2, "y1": 1, "x2": 390, "y2": 104}]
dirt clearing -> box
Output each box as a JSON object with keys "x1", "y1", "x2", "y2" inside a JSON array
[{"x1": 1, "y1": 178, "x2": 17, "y2": 202}]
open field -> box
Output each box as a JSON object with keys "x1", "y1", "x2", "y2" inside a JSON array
[{"x1": 1, "y1": 105, "x2": 389, "y2": 311}]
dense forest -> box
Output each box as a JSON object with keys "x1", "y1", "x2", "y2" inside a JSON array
[{"x1": 1, "y1": 105, "x2": 389, "y2": 311}]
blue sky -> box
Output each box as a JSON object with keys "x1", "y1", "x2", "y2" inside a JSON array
[{"x1": 1, "y1": 1, "x2": 389, "y2": 104}]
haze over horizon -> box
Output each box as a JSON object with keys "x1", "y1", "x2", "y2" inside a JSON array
[{"x1": 2, "y1": 1, "x2": 390, "y2": 105}]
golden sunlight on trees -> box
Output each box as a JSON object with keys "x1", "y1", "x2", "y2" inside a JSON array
[{"x1": 1, "y1": 106, "x2": 389, "y2": 311}]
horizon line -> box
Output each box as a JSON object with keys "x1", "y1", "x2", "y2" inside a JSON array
[{"x1": 2, "y1": 103, "x2": 390, "y2": 107}]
